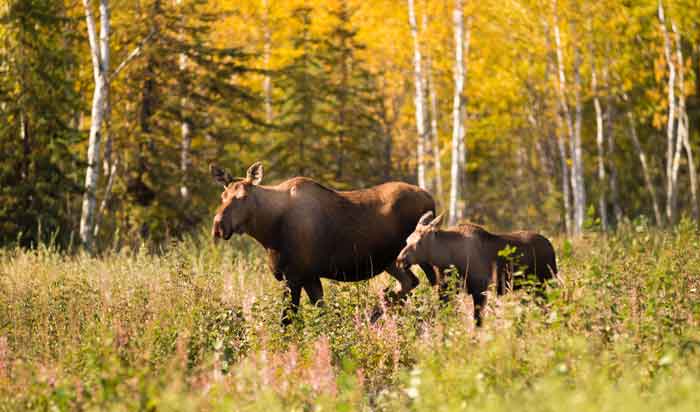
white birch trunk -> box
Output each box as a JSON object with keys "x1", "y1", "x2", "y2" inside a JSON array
[
  {"x1": 427, "y1": 58, "x2": 443, "y2": 199},
  {"x1": 80, "y1": 0, "x2": 109, "y2": 251},
  {"x1": 626, "y1": 108, "x2": 663, "y2": 226},
  {"x1": 262, "y1": 0, "x2": 272, "y2": 124},
  {"x1": 602, "y1": 58, "x2": 623, "y2": 223},
  {"x1": 553, "y1": 2, "x2": 579, "y2": 235},
  {"x1": 543, "y1": 17, "x2": 572, "y2": 234},
  {"x1": 456, "y1": 16, "x2": 472, "y2": 219},
  {"x1": 176, "y1": 0, "x2": 191, "y2": 200},
  {"x1": 571, "y1": 35, "x2": 586, "y2": 235},
  {"x1": 592, "y1": 60, "x2": 607, "y2": 230},
  {"x1": 658, "y1": 0, "x2": 680, "y2": 223},
  {"x1": 408, "y1": 0, "x2": 427, "y2": 189},
  {"x1": 448, "y1": 0, "x2": 464, "y2": 225},
  {"x1": 671, "y1": 20, "x2": 699, "y2": 220},
  {"x1": 100, "y1": 1, "x2": 111, "y2": 177}
]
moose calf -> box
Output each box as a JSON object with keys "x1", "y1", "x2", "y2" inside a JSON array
[{"x1": 396, "y1": 212, "x2": 557, "y2": 326}]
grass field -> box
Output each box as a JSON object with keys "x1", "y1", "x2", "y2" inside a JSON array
[{"x1": 2, "y1": 221, "x2": 700, "y2": 411}]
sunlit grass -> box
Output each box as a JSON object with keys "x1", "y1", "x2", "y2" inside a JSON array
[{"x1": 1, "y1": 220, "x2": 700, "y2": 411}]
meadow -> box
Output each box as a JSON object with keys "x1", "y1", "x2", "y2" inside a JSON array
[{"x1": 2, "y1": 220, "x2": 700, "y2": 411}]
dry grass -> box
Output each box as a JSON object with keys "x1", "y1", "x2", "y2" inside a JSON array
[{"x1": 1, "y1": 220, "x2": 700, "y2": 411}]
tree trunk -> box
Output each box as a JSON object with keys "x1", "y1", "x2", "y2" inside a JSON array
[
  {"x1": 174, "y1": 0, "x2": 191, "y2": 200},
  {"x1": 571, "y1": 32, "x2": 586, "y2": 235},
  {"x1": 605, "y1": 103, "x2": 623, "y2": 223},
  {"x1": 591, "y1": 59, "x2": 608, "y2": 230},
  {"x1": 100, "y1": 0, "x2": 111, "y2": 178},
  {"x1": 423, "y1": 10, "x2": 442, "y2": 199},
  {"x1": 407, "y1": 0, "x2": 427, "y2": 189},
  {"x1": 94, "y1": 157, "x2": 118, "y2": 238},
  {"x1": 448, "y1": 0, "x2": 464, "y2": 225},
  {"x1": 553, "y1": 0, "x2": 580, "y2": 235},
  {"x1": 658, "y1": 0, "x2": 682, "y2": 224},
  {"x1": 602, "y1": 55, "x2": 623, "y2": 223},
  {"x1": 80, "y1": 0, "x2": 109, "y2": 251},
  {"x1": 627, "y1": 108, "x2": 663, "y2": 226},
  {"x1": 262, "y1": 0, "x2": 272, "y2": 125},
  {"x1": 671, "y1": 20, "x2": 698, "y2": 221},
  {"x1": 20, "y1": 110, "x2": 30, "y2": 180},
  {"x1": 457, "y1": 16, "x2": 472, "y2": 219},
  {"x1": 427, "y1": 63, "x2": 442, "y2": 200}
]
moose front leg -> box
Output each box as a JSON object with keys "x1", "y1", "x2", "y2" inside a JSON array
[
  {"x1": 281, "y1": 281, "x2": 302, "y2": 327},
  {"x1": 385, "y1": 263, "x2": 420, "y2": 304}
]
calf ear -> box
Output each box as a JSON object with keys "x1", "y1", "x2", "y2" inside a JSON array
[
  {"x1": 417, "y1": 211, "x2": 435, "y2": 227},
  {"x1": 428, "y1": 213, "x2": 445, "y2": 229},
  {"x1": 429, "y1": 212, "x2": 444, "y2": 228},
  {"x1": 210, "y1": 164, "x2": 234, "y2": 187},
  {"x1": 246, "y1": 161, "x2": 264, "y2": 185}
]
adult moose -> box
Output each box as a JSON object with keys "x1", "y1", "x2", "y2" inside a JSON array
[
  {"x1": 396, "y1": 212, "x2": 557, "y2": 326},
  {"x1": 210, "y1": 161, "x2": 437, "y2": 325}
]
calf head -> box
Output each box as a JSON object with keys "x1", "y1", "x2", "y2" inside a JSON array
[
  {"x1": 397, "y1": 211, "x2": 443, "y2": 269},
  {"x1": 210, "y1": 161, "x2": 264, "y2": 240}
]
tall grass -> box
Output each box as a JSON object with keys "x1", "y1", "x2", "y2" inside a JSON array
[{"x1": 1, "y1": 221, "x2": 700, "y2": 411}]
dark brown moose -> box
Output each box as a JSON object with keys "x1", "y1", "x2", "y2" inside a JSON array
[
  {"x1": 396, "y1": 212, "x2": 558, "y2": 326},
  {"x1": 211, "y1": 161, "x2": 437, "y2": 325}
]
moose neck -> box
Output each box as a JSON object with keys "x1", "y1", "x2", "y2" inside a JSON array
[
  {"x1": 430, "y1": 230, "x2": 464, "y2": 267},
  {"x1": 245, "y1": 184, "x2": 289, "y2": 250}
]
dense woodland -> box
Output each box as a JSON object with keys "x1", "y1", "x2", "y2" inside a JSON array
[{"x1": 2, "y1": 0, "x2": 700, "y2": 250}]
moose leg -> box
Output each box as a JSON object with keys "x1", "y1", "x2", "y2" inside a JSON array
[
  {"x1": 419, "y1": 263, "x2": 440, "y2": 287},
  {"x1": 281, "y1": 282, "x2": 302, "y2": 327},
  {"x1": 385, "y1": 263, "x2": 420, "y2": 304},
  {"x1": 468, "y1": 276, "x2": 490, "y2": 327},
  {"x1": 303, "y1": 277, "x2": 325, "y2": 307}
]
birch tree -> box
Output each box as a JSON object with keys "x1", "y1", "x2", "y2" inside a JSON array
[
  {"x1": 553, "y1": 4, "x2": 579, "y2": 235},
  {"x1": 671, "y1": 20, "x2": 698, "y2": 220},
  {"x1": 80, "y1": 0, "x2": 109, "y2": 251},
  {"x1": 407, "y1": 0, "x2": 427, "y2": 189},
  {"x1": 658, "y1": 0, "x2": 683, "y2": 224},
  {"x1": 591, "y1": 55, "x2": 607, "y2": 229},
  {"x1": 427, "y1": 63, "x2": 442, "y2": 199},
  {"x1": 571, "y1": 29, "x2": 586, "y2": 235},
  {"x1": 176, "y1": 0, "x2": 191, "y2": 201},
  {"x1": 422, "y1": 10, "x2": 442, "y2": 198},
  {"x1": 262, "y1": 0, "x2": 273, "y2": 126},
  {"x1": 448, "y1": 0, "x2": 464, "y2": 225},
  {"x1": 625, "y1": 103, "x2": 662, "y2": 226}
]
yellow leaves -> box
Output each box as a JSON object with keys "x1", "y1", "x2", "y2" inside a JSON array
[{"x1": 653, "y1": 112, "x2": 665, "y2": 130}]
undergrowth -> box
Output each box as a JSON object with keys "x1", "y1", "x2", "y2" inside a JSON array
[{"x1": 1, "y1": 220, "x2": 700, "y2": 411}]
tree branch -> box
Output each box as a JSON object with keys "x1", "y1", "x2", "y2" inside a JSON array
[{"x1": 109, "y1": 28, "x2": 156, "y2": 81}]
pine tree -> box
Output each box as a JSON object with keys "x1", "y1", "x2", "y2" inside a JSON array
[{"x1": 0, "y1": 0, "x2": 82, "y2": 247}]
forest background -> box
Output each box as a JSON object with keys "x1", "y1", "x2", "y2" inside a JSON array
[{"x1": 2, "y1": 0, "x2": 700, "y2": 250}]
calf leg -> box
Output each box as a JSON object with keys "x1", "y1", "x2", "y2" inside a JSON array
[
  {"x1": 419, "y1": 263, "x2": 440, "y2": 286},
  {"x1": 471, "y1": 291, "x2": 487, "y2": 327},
  {"x1": 281, "y1": 282, "x2": 302, "y2": 327},
  {"x1": 467, "y1": 275, "x2": 490, "y2": 327}
]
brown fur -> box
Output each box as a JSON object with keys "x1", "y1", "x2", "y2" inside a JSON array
[
  {"x1": 397, "y1": 214, "x2": 557, "y2": 325},
  {"x1": 211, "y1": 162, "x2": 437, "y2": 325}
]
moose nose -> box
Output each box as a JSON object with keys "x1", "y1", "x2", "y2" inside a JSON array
[{"x1": 396, "y1": 253, "x2": 409, "y2": 270}]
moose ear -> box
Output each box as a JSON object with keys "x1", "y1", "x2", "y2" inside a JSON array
[
  {"x1": 210, "y1": 164, "x2": 234, "y2": 187},
  {"x1": 417, "y1": 211, "x2": 435, "y2": 227},
  {"x1": 429, "y1": 212, "x2": 444, "y2": 228},
  {"x1": 246, "y1": 161, "x2": 264, "y2": 185}
]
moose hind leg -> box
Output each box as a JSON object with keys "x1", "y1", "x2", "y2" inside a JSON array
[
  {"x1": 281, "y1": 282, "x2": 302, "y2": 327},
  {"x1": 472, "y1": 291, "x2": 488, "y2": 327},
  {"x1": 303, "y1": 277, "x2": 325, "y2": 307}
]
